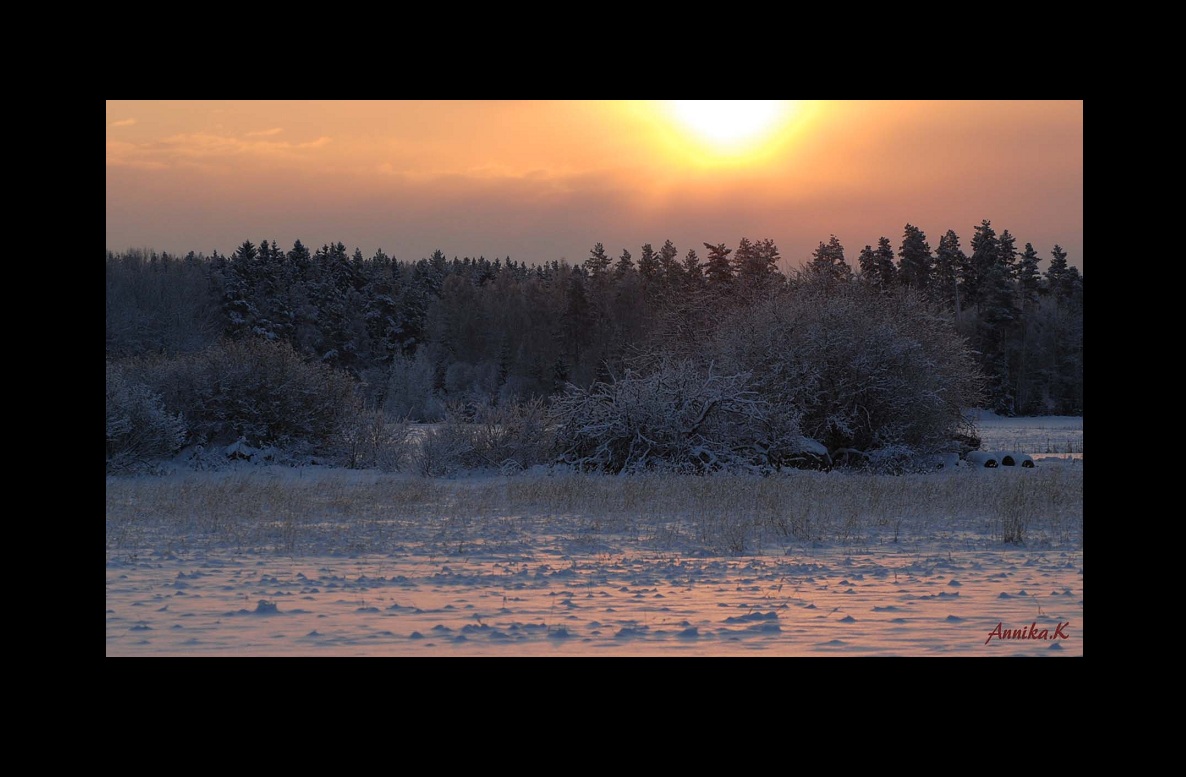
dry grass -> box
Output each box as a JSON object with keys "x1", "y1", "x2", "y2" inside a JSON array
[
  {"x1": 106, "y1": 462, "x2": 1083, "y2": 558},
  {"x1": 975, "y1": 418, "x2": 1084, "y2": 457}
]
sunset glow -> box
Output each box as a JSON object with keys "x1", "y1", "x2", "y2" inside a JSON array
[
  {"x1": 105, "y1": 100, "x2": 1083, "y2": 271},
  {"x1": 665, "y1": 100, "x2": 799, "y2": 160}
]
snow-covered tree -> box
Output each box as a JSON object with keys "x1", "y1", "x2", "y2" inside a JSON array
[
  {"x1": 136, "y1": 337, "x2": 358, "y2": 453},
  {"x1": 106, "y1": 361, "x2": 187, "y2": 472},
  {"x1": 383, "y1": 349, "x2": 445, "y2": 421},
  {"x1": 707, "y1": 275, "x2": 984, "y2": 468},
  {"x1": 550, "y1": 358, "x2": 808, "y2": 474}
]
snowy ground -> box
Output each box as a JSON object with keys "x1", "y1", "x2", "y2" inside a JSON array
[{"x1": 106, "y1": 414, "x2": 1083, "y2": 657}]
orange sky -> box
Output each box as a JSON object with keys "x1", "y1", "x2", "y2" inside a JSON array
[{"x1": 105, "y1": 100, "x2": 1083, "y2": 271}]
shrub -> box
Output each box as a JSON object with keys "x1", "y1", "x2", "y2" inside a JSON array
[
  {"x1": 332, "y1": 406, "x2": 415, "y2": 471},
  {"x1": 106, "y1": 361, "x2": 187, "y2": 473},
  {"x1": 466, "y1": 397, "x2": 555, "y2": 472},
  {"x1": 708, "y1": 276, "x2": 985, "y2": 463},
  {"x1": 134, "y1": 337, "x2": 358, "y2": 453},
  {"x1": 550, "y1": 358, "x2": 808, "y2": 473},
  {"x1": 382, "y1": 350, "x2": 445, "y2": 422},
  {"x1": 412, "y1": 398, "x2": 555, "y2": 477}
]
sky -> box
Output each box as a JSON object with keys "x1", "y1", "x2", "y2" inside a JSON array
[{"x1": 105, "y1": 100, "x2": 1084, "y2": 273}]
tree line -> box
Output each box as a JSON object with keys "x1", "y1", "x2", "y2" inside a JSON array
[{"x1": 106, "y1": 220, "x2": 1082, "y2": 473}]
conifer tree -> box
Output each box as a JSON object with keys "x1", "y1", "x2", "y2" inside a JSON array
[
  {"x1": 897, "y1": 224, "x2": 933, "y2": 291},
  {"x1": 615, "y1": 247, "x2": 635, "y2": 276},
  {"x1": 858, "y1": 236, "x2": 897, "y2": 290},
  {"x1": 1017, "y1": 242, "x2": 1042, "y2": 312},
  {"x1": 998, "y1": 229, "x2": 1018, "y2": 281},
  {"x1": 964, "y1": 219, "x2": 999, "y2": 310},
  {"x1": 934, "y1": 229, "x2": 966, "y2": 315},
  {"x1": 585, "y1": 242, "x2": 611, "y2": 277},
  {"x1": 682, "y1": 248, "x2": 704, "y2": 293},
  {"x1": 637, "y1": 242, "x2": 659, "y2": 286},
  {"x1": 1044, "y1": 244, "x2": 1081, "y2": 304},
  {"x1": 703, "y1": 242, "x2": 735, "y2": 290},
  {"x1": 808, "y1": 235, "x2": 851, "y2": 281},
  {"x1": 657, "y1": 239, "x2": 682, "y2": 288}
]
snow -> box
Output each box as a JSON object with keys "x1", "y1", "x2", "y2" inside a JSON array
[{"x1": 106, "y1": 413, "x2": 1083, "y2": 656}]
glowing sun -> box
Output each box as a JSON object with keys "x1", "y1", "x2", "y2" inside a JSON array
[{"x1": 666, "y1": 100, "x2": 796, "y2": 158}]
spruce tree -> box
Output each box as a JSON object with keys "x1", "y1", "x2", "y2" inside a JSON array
[
  {"x1": 964, "y1": 219, "x2": 1000, "y2": 310},
  {"x1": 1017, "y1": 242, "x2": 1042, "y2": 313},
  {"x1": 934, "y1": 229, "x2": 966, "y2": 315},
  {"x1": 897, "y1": 224, "x2": 933, "y2": 291}
]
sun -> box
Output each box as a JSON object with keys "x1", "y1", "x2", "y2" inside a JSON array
[{"x1": 665, "y1": 100, "x2": 797, "y2": 161}]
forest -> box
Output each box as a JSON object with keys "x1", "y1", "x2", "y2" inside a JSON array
[{"x1": 105, "y1": 219, "x2": 1083, "y2": 475}]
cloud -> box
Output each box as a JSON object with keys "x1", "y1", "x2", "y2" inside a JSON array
[
  {"x1": 104, "y1": 130, "x2": 333, "y2": 170},
  {"x1": 109, "y1": 118, "x2": 136, "y2": 128},
  {"x1": 246, "y1": 127, "x2": 285, "y2": 137},
  {"x1": 106, "y1": 140, "x2": 167, "y2": 170}
]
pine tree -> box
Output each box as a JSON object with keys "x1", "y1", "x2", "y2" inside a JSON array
[
  {"x1": 615, "y1": 247, "x2": 635, "y2": 276},
  {"x1": 858, "y1": 236, "x2": 897, "y2": 290},
  {"x1": 703, "y1": 242, "x2": 735, "y2": 290},
  {"x1": 733, "y1": 237, "x2": 757, "y2": 280},
  {"x1": 756, "y1": 238, "x2": 782, "y2": 276},
  {"x1": 682, "y1": 248, "x2": 704, "y2": 293},
  {"x1": 657, "y1": 239, "x2": 682, "y2": 289},
  {"x1": 585, "y1": 242, "x2": 611, "y2": 277},
  {"x1": 732, "y1": 237, "x2": 781, "y2": 295},
  {"x1": 637, "y1": 242, "x2": 659, "y2": 288},
  {"x1": 808, "y1": 235, "x2": 851, "y2": 281}
]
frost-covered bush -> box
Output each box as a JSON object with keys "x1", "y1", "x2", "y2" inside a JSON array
[
  {"x1": 106, "y1": 361, "x2": 187, "y2": 473},
  {"x1": 413, "y1": 419, "x2": 474, "y2": 478},
  {"x1": 332, "y1": 406, "x2": 415, "y2": 471},
  {"x1": 550, "y1": 359, "x2": 809, "y2": 473},
  {"x1": 382, "y1": 350, "x2": 445, "y2": 422},
  {"x1": 134, "y1": 337, "x2": 358, "y2": 453},
  {"x1": 466, "y1": 397, "x2": 555, "y2": 472},
  {"x1": 412, "y1": 398, "x2": 555, "y2": 477},
  {"x1": 708, "y1": 276, "x2": 984, "y2": 463}
]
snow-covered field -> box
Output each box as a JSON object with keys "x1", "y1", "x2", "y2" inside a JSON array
[
  {"x1": 968, "y1": 410, "x2": 1083, "y2": 459},
  {"x1": 106, "y1": 414, "x2": 1084, "y2": 657}
]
